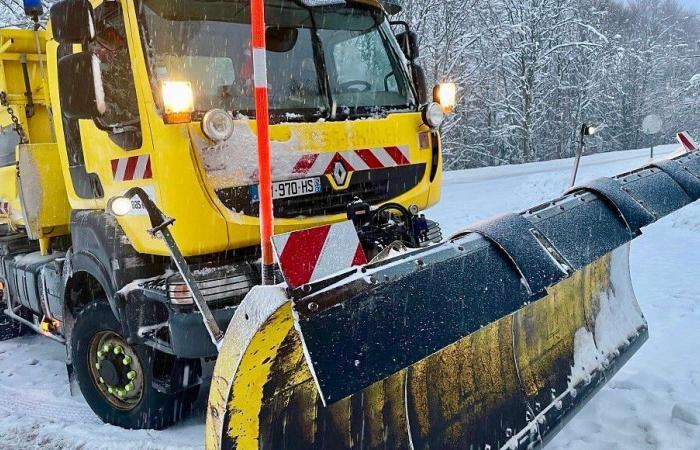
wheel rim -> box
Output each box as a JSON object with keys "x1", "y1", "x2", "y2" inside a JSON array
[{"x1": 88, "y1": 331, "x2": 144, "y2": 410}]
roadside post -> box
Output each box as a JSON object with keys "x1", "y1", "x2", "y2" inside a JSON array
[
  {"x1": 568, "y1": 123, "x2": 597, "y2": 189},
  {"x1": 642, "y1": 114, "x2": 662, "y2": 160}
]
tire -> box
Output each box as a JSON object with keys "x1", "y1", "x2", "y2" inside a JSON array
[{"x1": 71, "y1": 301, "x2": 196, "y2": 430}]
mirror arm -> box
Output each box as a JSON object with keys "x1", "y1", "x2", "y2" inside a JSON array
[
  {"x1": 390, "y1": 20, "x2": 412, "y2": 59},
  {"x1": 390, "y1": 20, "x2": 420, "y2": 106}
]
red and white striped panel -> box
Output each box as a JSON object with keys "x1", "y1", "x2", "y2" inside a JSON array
[
  {"x1": 677, "y1": 132, "x2": 698, "y2": 153},
  {"x1": 272, "y1": 221, "x2": 367, "y2": 289},
  {"x1": 0, "y1": 201, "x2": 9, "y2": 216},
  {"x1": 111, "y1": 155, "x2": 152, "y2": 182},
  {"x1": 291, "y1": 146, "x2": 411, "y2": 178}
]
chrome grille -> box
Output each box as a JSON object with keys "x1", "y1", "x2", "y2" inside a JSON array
[
  {"x1": 167, "y1": 272, "x2": 256, "y2": 305},
  {"x1": 141, "y1": 263, "x2": 259, "y2": 307}
]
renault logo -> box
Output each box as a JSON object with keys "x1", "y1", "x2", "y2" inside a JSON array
[{"x1": 332, "y1": 162, "x2": 348, "y2": 186}]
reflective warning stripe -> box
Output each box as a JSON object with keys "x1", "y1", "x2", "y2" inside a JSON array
[
  {"x1": 272, "y1": 221, "x2": 367, "y2": 289},
  {"x1": 355, "y1": 149, "x2": 384, "y2": 169},
  {"x1": 292, "y1": 154, "x2": 319, "y2": 174},
  {"x1": 677, "y1": 131, "x2": 698, "y2": 153},
  {"x1": 290, "y1": 146, "x2": 411, "y2": 179},
  {"x1": 111, "y1": 155, "x2": 152, "y2": 182},
  {"x1": 385, "y1": 146, "x2": 411, "y2": 165},
  {"x1": 252, "y1": 48, "x2": 268, "y2": 89}
]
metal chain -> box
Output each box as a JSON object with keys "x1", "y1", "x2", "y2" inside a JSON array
[{"x1": 0, "y1": 91, "x2": 28, "y2": 144}]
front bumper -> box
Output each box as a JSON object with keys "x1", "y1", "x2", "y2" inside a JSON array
[
  {"x1": 120, "y1": 286, "x2": 236, "y2": 359},
  {"x1": 118, "y1": 264, "x2": 257, "y2": 359},
  {"x1": 168, "y1": 306, "x2": 236, "y2": 358}
]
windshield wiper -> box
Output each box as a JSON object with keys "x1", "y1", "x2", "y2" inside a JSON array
[{"x1": 305, "y1": 7, "x2": 334, "y2": 121}]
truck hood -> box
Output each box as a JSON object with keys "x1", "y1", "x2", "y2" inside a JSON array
[{"x1": 188, "y1": 120, "x2": 313, "y2": 190}]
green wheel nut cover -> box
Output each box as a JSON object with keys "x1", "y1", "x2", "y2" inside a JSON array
[
  {"x1": 102, "y1": 344, "x2": 111, "y2": 353},
  {"x1": 127, "y1": 371, "x2": 137, "y2": 380},
  {"x1": 125, "y1": 382, "x2": 134, "y2": 392},
  {"x1": 113, "y1": 346, "x2": 123, "y2": 355},
  {"x1": 107, "y1": 386, "x2": 114, "y2": 394},
  {"x1": 122, "y1": 355, "x2": 132, "y2": 365},
  {"x1": 95, "y1": 362, "x2": 101, "y2": 370},
  {"x1": 97, "y1": 350, "x2": 105, "y2": 359},
  {"x1": 99, "y1": 377, "x2": 104, "y2": 384}
]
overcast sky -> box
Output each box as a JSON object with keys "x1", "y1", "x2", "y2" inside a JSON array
[{"x1": 682, "y1": 0, "x2": 700, "y2": 10}]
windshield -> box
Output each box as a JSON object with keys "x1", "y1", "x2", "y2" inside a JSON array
[{"x1": 137, "y1": 0, "x2": 416, "y2": 121}]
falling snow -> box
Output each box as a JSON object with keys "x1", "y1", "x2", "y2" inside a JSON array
[{"x1": 0, "y1": 145, "x2": 699, "y2": 448}]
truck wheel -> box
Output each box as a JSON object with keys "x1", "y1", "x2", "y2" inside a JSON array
[{"x1": 72, "y1": 301, "x2": 195, "y2": 430}]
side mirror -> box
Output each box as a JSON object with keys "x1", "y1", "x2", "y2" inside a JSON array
[
  {"x1": 412, "y1": 65, "x2": 428, "y2": 104},
  {"x1": 58, "y1": 52, "x2": 106, "y2": 120},
  {"x1": 381, "y1": 0, "x2": 403, "y2": 15},
  {"x1": 266, "y1": 27, "x2": 299, "y2": 53},
  {"x1": 50, "y1": 0, "x2": 95, "y2": 44},
  {"x1": 396, "y1": 30, "x2": 419, "y2": 60}
]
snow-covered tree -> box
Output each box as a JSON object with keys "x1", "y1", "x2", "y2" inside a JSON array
[{"x1": 401, "y1": 0, "x2": 700, "y2": 168}]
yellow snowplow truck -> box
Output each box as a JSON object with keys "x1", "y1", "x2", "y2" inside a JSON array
[
  {"x1": 0, "y1": 0, "x2": 443, "y2": 431},
  {"x1": 2, "y1": 0, "x2": 700, "y2": 448}
]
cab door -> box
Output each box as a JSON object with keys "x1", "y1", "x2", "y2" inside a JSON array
[{"x1": 55, "y1": 0, "x2": 156, "y2": 211}]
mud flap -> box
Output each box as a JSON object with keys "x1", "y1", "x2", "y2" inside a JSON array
[{"x1": 16, "y1": 143, "x2": 71, "y2": 240}]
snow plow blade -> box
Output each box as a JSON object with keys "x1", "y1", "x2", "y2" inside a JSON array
[{"x1": 206, "y1": 151, "x2": 700, "y2": 449}]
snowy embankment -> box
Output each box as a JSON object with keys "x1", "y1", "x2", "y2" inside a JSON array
[{"x1": 1, "y1": 144, "x2": 699, "y2": 449}]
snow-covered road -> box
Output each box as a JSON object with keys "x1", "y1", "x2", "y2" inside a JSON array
[{"x1": 1, "y1": 145, "x2": 699, "y2": 449}]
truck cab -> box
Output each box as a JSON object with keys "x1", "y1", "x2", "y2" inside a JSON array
[{"x1": 0, "y1": 0, "x2": 448, "y2": 429}]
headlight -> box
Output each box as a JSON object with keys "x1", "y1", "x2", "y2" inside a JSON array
[
  {"x1": 202, "y1": 109, "x2": 234, "y2": 142},
  {"x1": 434, "y1": 82, "x2": 457, "y2": 113},
  {"x1": 161, "y1": 81, "x2": 194, "y2": 124},
  {"x1": 583, "y1": 125, "x2": 597, "y2": 136},
  {"x1": 108, "y1": 196, "x2": 132, "y2": 216},
  {"x1": 421, "y1": 102, "x2": 445, "y2": 129}
]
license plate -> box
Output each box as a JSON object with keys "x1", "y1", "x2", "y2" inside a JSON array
[{"x1": 251, "y1": 177, "x2": 322, "y2": 202}]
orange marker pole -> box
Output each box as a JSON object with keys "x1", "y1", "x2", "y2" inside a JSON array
[{"x1": 250, "y1": 0, "x2": 275, "y2": 285}]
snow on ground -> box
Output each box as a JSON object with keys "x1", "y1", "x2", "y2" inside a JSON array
[{"x1": 1, "y1": 144, "x2": 699, "y2": 449}]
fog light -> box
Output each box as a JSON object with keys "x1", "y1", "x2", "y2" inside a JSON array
[
  {"x1": 108, "y1": 197, "x2": 132, "y2": 216},
  {"x1": 202, "y1": 109, "x2": 234, "y2": 142},
  {"x1": 421, "y1": 102, "x2": 445, "y2": 129}
]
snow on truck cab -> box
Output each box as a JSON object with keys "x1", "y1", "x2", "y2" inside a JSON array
[{"x1": 0, "y1": 0, "x2": 453, "y2": 429}]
